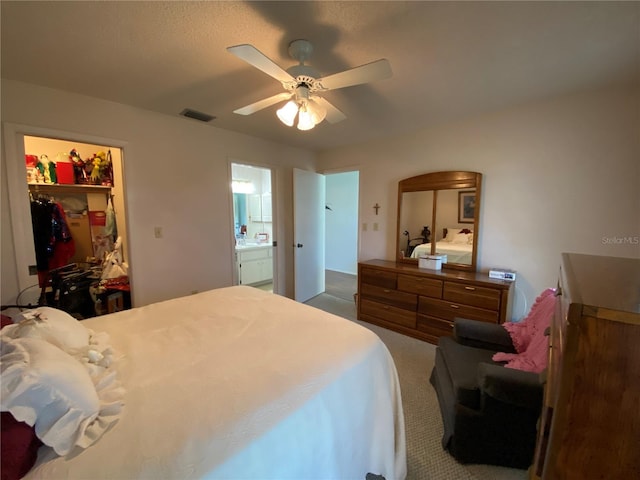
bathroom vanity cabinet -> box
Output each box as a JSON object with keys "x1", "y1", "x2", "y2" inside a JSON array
[{"x1": 237, "y1": 245, "x2": 273, "y2": 285}]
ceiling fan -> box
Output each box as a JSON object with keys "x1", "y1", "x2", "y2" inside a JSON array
[{"x1": 227, "y1": 39, "x2": 392, "y2": 131}]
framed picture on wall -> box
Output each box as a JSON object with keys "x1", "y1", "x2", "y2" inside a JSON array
[{"x1": 458, "y1": 191, "x2": 476, "y2": 224}]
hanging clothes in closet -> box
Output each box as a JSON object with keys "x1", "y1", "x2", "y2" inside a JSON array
[{"x1": 30, "y1": 195, "x2": 76, "y2": 286}]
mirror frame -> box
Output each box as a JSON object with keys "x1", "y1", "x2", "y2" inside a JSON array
[{"x1": 396, "y1": 171, "x2": 482, "y2": 272}]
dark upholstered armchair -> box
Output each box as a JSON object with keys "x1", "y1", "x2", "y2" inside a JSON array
[{"x1": 429, "y1": 317, "x2": 545, "y2": 469}]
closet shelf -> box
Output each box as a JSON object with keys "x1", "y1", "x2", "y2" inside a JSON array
[{"x1": 28, "y1": 183, "x2": 111, "y2": 195}]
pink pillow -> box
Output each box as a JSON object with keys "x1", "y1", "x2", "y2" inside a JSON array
[{"x1": 492, "y1": 288, "x2": 556, "y2": 373}]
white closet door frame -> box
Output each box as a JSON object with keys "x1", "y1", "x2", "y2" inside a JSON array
[{"x1": 3, "y1": 122, "x2": 131, "y2": 301}]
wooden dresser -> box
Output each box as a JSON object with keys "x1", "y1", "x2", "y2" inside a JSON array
[
  {"x1": 530, "y1": 253, "x2": 640, "y2": 479},
  {"x1": 357, "y1": 259, "x2": 514, "y2": 344}
]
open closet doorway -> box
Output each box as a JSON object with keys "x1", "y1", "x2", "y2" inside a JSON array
[
  {"x1": 324, "y1": 170, "x2": 359, "y2": 301},
  {"x1": 4, "y1": 127, "x2": 131, "y2": 317},
  {"x1": 230, "y1": 162, "x2": 276, "y2": 293}
]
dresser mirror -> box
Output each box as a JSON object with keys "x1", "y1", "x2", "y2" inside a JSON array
[{"x1": 396, "y1": 171, "x2": 482, "y2": 271}]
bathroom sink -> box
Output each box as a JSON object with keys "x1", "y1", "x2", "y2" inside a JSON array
[{"x1": 236, "y1": 242, "x2": 270, "y2": 250}]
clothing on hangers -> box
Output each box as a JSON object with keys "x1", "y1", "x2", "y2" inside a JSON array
[{"x1": 30, "y1": 195, "x2": 76, "y2": 286}]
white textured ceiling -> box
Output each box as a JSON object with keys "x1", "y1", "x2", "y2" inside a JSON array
[{"x1": 2, "y1": 1, "x2": 639, "y2": 152}]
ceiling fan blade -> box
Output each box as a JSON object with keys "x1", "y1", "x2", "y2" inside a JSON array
[
  {"x1": 233, "y1": 92, "x2": 293, "y2": 115},
  {"x1": 227, "y1": 44, "x2": 294, "y2": 84},
  {"x1": 318, "y1": 59, "x2": 392, "y2": 91},
  {"x1": 313, "y1": 96, "x2": 347, "y2": 124}
]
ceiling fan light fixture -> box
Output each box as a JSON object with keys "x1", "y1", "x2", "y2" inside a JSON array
[
  {"x1": 276, "y1": 100, "x2": 298, "y2": 127},
  {"x1": 228, "y1": 40, "x2": 391, "y2": 129},
  {"x1": 297, "y1": 104, "x2": 315, "y2": 131},
  {"x1": 307, "y1": 98, "x2": 326, "y2": 124}
]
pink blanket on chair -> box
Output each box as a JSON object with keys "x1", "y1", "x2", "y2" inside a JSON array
[{"x1": 492, "y1": 288, "x2": 556, "y2": 373}]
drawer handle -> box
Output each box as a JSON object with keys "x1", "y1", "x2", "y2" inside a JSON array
[
  {"x1": 383, "y1": 289, "x2": 391, "y2": 293},
  {"x1": 450, "y1": 304, "x2": 460, "y2": 309},
  {"x1": 382, "y1": 305, "x2": 390, "y2": 310},
  {"x1": 464, "y1": 286, "x2": 476, "y2": 291}
]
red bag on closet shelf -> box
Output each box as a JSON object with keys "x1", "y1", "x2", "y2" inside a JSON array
[{"x1": 56, "y1": 162, "x2": 74, "y2": 184}]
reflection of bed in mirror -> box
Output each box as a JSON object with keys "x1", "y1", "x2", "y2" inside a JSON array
[{"x1": 410, "y1": 228, "x2": 473, "y2": 264}]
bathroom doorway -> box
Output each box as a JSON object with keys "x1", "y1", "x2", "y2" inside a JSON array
[{"x1": 231, "y1": 163, "x2": 275, "y2": 293}]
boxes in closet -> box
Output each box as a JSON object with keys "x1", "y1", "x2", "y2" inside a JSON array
[
  {"x1": 419, "y1": 255, "x2": 444, "y2": 270},
  {"x1": 56, "y1": 162, "x2": 75, "y2": 184}
]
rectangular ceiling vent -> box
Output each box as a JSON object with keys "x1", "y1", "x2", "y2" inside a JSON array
[{"x1": 180, "y1": 108, "x2": 216, "y2": 123}]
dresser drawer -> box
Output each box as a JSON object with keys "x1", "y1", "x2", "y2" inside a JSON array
[
  {"x1": 361, "y1": 298, "x2": 417, "y2": 329},
  {"x1": 443, "y1": 282, "x2": 501, "y2": 310},
  {"x1": 360, "y1": 267, "x2": 397, "y2": 289},
  {"x1": 417, "y1": 314, "x2": 454, "y2": 338},
  {"x1": 398, "y1": 274, "x2": 443, "y2": 298},
  {"x1": 419, "y1": 296, "x2": 499, "y2": 323},
  {"x1": 361, "y1": 284, "x2": 417, "y2": 310}
]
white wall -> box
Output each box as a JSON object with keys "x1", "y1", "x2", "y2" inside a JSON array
[
  {"x1": 317, "y1": 85, "x2": 640, "y2": 319},
  {"x1": 325, "y1": 171, "x2": 359, "y2": 275},
  {"x1": 1, "y1": 79, "x2": 316, "y2": 307},
  {"x1": 3, "y1": 80, "x2": 638, "y2": 318}
]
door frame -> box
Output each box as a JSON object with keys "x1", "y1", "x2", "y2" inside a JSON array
[
  {"x1": 2, "y1": 122, "x2": 133, "y2": 303},
  {"x1": 227, "y1": 158, "x2": 278, "y2": 294}
]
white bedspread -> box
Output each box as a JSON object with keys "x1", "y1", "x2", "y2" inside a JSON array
[
  {"x1": 411, "y1": 241, "x2": 472, "y2": 264},
  {"x1": 25, "y1": 286, "x2": 406, "y2": 480}
]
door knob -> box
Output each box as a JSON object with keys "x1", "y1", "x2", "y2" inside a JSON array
[{"x1": 294, "y1": 243, "x2": 303, "y2": 248}]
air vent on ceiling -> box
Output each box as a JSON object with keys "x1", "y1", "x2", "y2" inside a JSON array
[{"x1": 180, "y1": 108, "x2": 216, "y2": 123}]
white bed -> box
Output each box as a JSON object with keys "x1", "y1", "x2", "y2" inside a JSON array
[
  {"x1": 410, "y1": 228, "x2": 474, "y2": 264},
  {"x1": 16, "y1": 286, "x2": 406, "y2": 480},
  {"x1": 410, "y1": 241, "x2": 473, "y2": 264}
]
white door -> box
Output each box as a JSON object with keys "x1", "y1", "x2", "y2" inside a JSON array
[{"x1": 293, "y1": 168, "x2": 325, "y2": 302}]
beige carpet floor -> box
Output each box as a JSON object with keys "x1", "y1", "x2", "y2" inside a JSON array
[{"x1": 305, "y1": 292, "x2": 528, "y2": 480}]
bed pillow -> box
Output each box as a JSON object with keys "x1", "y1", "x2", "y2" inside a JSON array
[
  {"x1": 1, "y1": 411, "x2": 43, "y2": 480},
  {"x1": 451, "y1": 233, "x2": 471, "y2": 244},
  {"x1": 444, "y1": 228, "x2": 460, "y2": 242},
  {"x1": 1, "y1": 336, "x2": 105, "y2": 456},
  {"x1": 1, "y1": 307, "x2": 90, "y2": 351},
  {"x1": 1, "y1": 314, "x2": 13, "y2": 329}
]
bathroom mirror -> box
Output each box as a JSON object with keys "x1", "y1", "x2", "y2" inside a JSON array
[{"x1": 396, "y1": 171, "x2": 482, "y2": 271}]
